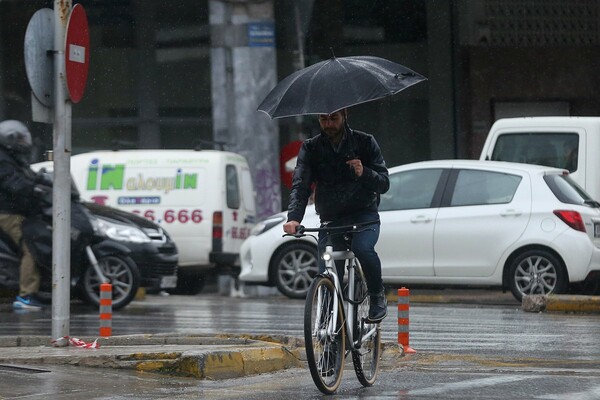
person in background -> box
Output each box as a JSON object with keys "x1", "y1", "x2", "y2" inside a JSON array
[{"x1": 0, "y1": 120, "x2": 44, "y2": 310}]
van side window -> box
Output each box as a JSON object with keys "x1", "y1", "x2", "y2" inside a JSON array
[
  {"x1": 450, "y1": 169, "x2": 521, "y2": 206},
  {"x1": 491, "y1": 133, "x2": 579, "y2": 172},
  {"x1": 240, "y1": 168, "x2": 255, "y2": 212},
  {"x1": 226, "y1": 165, "x2": 240, "y2": 209}
]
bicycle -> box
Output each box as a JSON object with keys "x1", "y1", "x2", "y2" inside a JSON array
[{"x1": 286, "y1": 220, "x2": 382, "y2": 394}]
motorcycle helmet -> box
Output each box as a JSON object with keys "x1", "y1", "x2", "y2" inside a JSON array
[{"x1": 0, "y1": 120, "x2": 33, "y2": 165}]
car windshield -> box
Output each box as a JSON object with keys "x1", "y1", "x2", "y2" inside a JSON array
[{"x1": 544, "y1": 173, "x2": 593, "y2": 205}]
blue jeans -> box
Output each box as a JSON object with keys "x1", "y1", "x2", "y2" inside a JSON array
[{"x1": 317, "y1": 211, "x2": 383, "y2": 295}]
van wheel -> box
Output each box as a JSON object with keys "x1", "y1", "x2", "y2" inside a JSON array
[
  {"x1": 271, "y1": 242, "x2": 318, "y2": 299},
  {"x1": 169, "y1": 273, "x2": 205, "y2": 295},
  {"x1": 508, "y1": 249, "x2": 568, "y2": 302}
]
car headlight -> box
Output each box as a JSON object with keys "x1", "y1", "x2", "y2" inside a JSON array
[
  {"x1": 92, "y1": 216, "x2": 151, "y2": 243},
  {"x1": 250, "y1": 215, "x2": 286, "y2": 236}
]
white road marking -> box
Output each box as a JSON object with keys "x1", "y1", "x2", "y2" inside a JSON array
[
  {"x1": 536, "y1": 385, "x2": 600, "y2": 400},
  {"x1": 407, "y1": 375, "x2": 538, "y2": 395}
]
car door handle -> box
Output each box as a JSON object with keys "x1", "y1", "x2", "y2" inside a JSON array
[
  {"x1": 410, "y1": 215, "x2": 432, "y2": 223},
  {"x1": 500, "y1": 209, "x2": 522, "y2": 217}
]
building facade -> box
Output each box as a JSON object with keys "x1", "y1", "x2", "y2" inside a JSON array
[{"x1": 1, "y1": 0, "x2": 599, "y2": 215}]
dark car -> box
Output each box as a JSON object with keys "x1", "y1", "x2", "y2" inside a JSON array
[{"x1": 83, "y1": 202, "x2": 178, "y2": 292}]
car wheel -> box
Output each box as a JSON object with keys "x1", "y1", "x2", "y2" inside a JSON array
[
  {"x1": 271, "y1": 242, "x2": 318, "y2": 299},
  {"x1": 508, "y1": 249, "x2": 568, "y2": 302},
  {"x1": 79, "y1": 255, "x2": 140, "y2": 310}
]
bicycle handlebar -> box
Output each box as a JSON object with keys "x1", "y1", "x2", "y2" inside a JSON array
[{"x1": 284, "y1": 219, "x2": 380, "y2": 238}]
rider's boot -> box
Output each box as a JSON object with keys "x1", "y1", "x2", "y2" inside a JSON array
[{"x1": 368, "y1": 290, "x2": 387, "y2": 323}]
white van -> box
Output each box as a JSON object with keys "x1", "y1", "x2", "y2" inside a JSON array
[
  {"x1": 33, "y1": 149, "x2": 256, "y2": 294},
  {"x1": 480, "y1": 117, "x2": 600, "y2": 200}
]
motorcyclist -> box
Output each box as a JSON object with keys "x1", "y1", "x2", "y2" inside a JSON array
[{"x1": 0, "y1": 120, "x2": 45, "y2": 310}]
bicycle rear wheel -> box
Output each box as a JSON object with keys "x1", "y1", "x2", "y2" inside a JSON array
[
  {"x1": 351, "y1": 275, "x2": 381, "y2": 386},
  {"x1": 304, "y1": 276, "x2": 346, "y2": 394}
]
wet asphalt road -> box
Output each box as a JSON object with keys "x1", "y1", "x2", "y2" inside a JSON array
[
  {"x1": 1, "y1": 290, "x2": 599, "y2": 399},
  {"x1": 1, "y1": 292, "x2": 599, "y2": 360}
]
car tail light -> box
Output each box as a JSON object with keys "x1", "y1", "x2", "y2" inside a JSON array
[{"x1": 553, "y1": 210, "x2": 586, "y2": 232}]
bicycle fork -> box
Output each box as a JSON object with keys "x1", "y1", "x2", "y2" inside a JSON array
[{"x1": 315, "y1": 245, "x2": 360, "y2": 347}]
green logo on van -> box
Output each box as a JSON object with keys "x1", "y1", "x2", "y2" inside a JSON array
[{"x1": 86, "y1": 159, "x2": 198, "y2": 194}]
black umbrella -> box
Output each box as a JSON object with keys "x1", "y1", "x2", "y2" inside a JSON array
[{"x1": 257, "y1": 55, "x2": 427, "y2": 119}]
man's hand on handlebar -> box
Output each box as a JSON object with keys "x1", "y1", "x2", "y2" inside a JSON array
[{"x1": 283, "y1": 220, "x2": 300, "y2": 234}]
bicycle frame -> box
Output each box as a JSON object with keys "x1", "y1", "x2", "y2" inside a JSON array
[{"x1": 319, "y1": 243, "x2": 377, "y2": 350}]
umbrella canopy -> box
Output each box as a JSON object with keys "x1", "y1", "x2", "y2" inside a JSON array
[{"x1": 257, "y1": 55, "x2": 426, "y2": 119}]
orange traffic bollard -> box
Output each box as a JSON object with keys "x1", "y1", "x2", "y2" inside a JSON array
[
  {"x1": 397, "y1": 287, "x2": 416, "y2": 353},
  {"x1": 99, "y1": 283, "x2": 112, "y2": 337}
]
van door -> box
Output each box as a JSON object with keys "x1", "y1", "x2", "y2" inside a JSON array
[{"x1": 216, "y1": 163, "x2": 255, "y2": 266}]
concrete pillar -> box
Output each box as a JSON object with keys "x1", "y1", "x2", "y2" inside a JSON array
[
  {"x1": 0, "y1": 35, "x2": 4, "y2": 121},
  {"x1": 426, "y1": 1, "x2": 456, "y2": 158},
  {"x1": 0, "y1": 27, "x2": 8, "y2": 121},
  {"x1": 209, "y1": 0, "x2": 280, "y2": 220},
  {"x1": 133, "y1": 0, "x2": 160, "y2": 148}
]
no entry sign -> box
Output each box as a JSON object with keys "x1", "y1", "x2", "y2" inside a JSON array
[{"x1": 65, "y1": 4, "x2": 90, "y2": 103}]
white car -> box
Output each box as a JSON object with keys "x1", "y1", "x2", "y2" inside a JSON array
[{"x1": 240, "y1": 160, "x2": 600, "y2": 301}]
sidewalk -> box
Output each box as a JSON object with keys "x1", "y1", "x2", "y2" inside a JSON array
[
  {"x1": 0, "y1": 333, "x2": 403, "y2": 380},
  {"x1": 387, "y1": 287, "x2": 600, "y2": 313}
]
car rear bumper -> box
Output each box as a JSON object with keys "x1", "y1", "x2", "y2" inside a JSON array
[
  {"x1": 584, "y1": 245, "x2": 600, "y2": 281},
  {"x1": 239, "y1": 236, "x2": 269, "y2": 283},
  {"x1": 552, "y1": 229, "x2": 600, "y2": 282}
]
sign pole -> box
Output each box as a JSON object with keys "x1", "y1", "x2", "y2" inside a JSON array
[{"x1": 51, "y1": 0, "x2": 72, "y2": 344}]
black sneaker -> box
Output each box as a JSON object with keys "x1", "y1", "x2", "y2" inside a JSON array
[{"x1": 368, "y1": 292, "x2": 387, "y2": 323}]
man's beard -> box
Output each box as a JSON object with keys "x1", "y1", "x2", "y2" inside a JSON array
[{"x1": 323, "y1": 126, "x2": 343, "y2": 139}]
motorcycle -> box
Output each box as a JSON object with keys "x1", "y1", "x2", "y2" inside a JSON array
[{"x1": 0, "y1": 177, "x2": 140, "y2": 310}]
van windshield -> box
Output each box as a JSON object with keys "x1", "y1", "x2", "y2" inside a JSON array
[{"x1": 490, "y1": 132, "x2": 579, "y2": 172}]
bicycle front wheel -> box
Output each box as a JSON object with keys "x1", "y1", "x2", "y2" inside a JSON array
[
  {"x1": 352, "y1": 277, "x2": 381, "y2": 386},
  {"x1": 304, "y1": 276, "x2": 346, "y2": 394}
]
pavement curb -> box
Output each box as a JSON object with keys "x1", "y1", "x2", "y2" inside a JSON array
[
  {"x1": 0, "y1": 334, "x2": 303, "y2": 379},
  {"x1": 522, "y1": 294, "x2": 600, "y2": 314},
  {"x1": 0, "y1": 333, "x2": 403, "y2": 380}
]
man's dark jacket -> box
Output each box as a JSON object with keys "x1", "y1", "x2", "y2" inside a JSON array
[
  {"x1": 287, "y1": 125, "x2": 390, "y2": 222},
  {"x1": 0, "y1": 149, "x2": 37, "y2": 216}
]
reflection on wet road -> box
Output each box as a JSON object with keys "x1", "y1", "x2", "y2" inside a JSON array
[{"x1": 1, "y1": 294, "x2": 599, "y2": 363}]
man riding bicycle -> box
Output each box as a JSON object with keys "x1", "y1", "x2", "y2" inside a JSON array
[{"x1": 283, "y1": 109, "x2": 390, "y2": 322}]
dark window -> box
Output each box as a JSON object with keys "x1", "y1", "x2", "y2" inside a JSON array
[
  {"x1": 379, "y1": 168, "x2": 443, "y2": 211},
  {"x1": 343, "y1": 0, "x2": 427, "y2": 44},
  {"x1": 450, "y1": 169, "x2": 521, "y2": 207},
  {"x1": 544, "y1": 174, "x2": 592, "y2": 206},
  {"x1": 226, "y1": 165, "x2": 240, "y2": 209},
  {"x1": 491, "y1": 133, "x2": 579, "y2": 172}
]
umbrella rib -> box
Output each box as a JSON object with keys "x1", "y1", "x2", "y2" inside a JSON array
[
  {"x1": 301, "y1": 61, "x2": 331, "y2": 114},
  {"x1": 350, "y1": 59, "x2": 400, "y2": 96}
]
